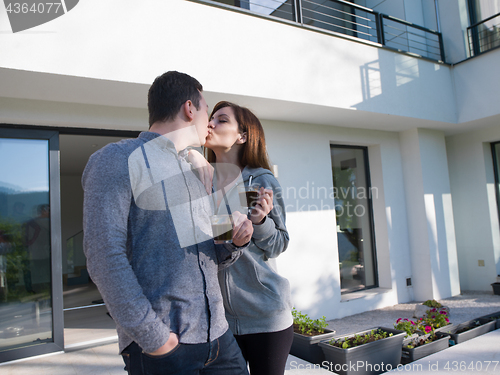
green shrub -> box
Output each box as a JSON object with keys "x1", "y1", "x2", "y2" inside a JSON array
[
  {"x1": 329, "y1": 329, "x2": 393, "y2": 349},
  {"x1": 422, "y1": 299, "x2": 442, "y2": 308}
]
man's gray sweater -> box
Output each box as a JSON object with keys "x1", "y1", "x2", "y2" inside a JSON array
[{"x1": 82, "y1": 132, "x2": 243, "y2": 353}]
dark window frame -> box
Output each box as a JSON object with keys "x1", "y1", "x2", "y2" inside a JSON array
[
  {"x1": 330, "y1": 144, "x2": 379, "y2": 294},
  {"x1": 491, "y1": 142, "x2": 500, "y2": 232},
  {"x1": 0, "y1": 124, "x2": 140, "y2": 363},
  {"x1": 0, "y1": 127, "x2": 63, "y2": 363}
]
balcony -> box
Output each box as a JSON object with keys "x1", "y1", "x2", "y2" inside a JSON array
[
  {"x1": 467, "y1": 12, "x2": 500, "y2": 58},
  {"x1": 200, "y1": 0, "x2": 445, "y2": 62}
]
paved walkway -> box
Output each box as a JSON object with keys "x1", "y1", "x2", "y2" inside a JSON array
[
  {"x1": 1, "y1": 293, "x2": 499, "y2": 374},
  {"x1": 1, "y1": 330, "x2": 499, "y2": 374}
]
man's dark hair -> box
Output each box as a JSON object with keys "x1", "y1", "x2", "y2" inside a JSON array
[{"x1": 148, "y1": 71, "x2": 203, "y2": 127}]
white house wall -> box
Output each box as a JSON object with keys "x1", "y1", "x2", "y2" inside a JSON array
[
  {"x1": 0, "y1": 97, "x2": 148, "y2": 130},
  {"x1": 453, "y1": 49, "x2": 500, "y2": 123},
  {"x1": 447, "y1": 126, "x2": 500, "y2": 291},
  {"x1": 0, "y1": 0, "x2": 456, "y2": 125},
  {"x1": 263, "y1": 120, "x2": 413, "y2": 319}
]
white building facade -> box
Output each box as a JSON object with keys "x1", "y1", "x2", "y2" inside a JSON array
[{"x1": 0, "y1": 0, "x2": 499, "y2": 362}]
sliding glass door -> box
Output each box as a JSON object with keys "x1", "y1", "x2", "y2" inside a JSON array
[{"x1": 0, "y1": 128, "x2": 62, "y2": 363}]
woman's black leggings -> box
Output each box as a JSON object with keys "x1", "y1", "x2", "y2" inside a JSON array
[{"x1": 234, "y1": 325, "x2": 294, "y2": 375}]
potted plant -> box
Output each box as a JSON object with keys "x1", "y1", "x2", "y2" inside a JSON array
[
  {"x1": 318, "y1": 327, "x2": 405, "y2": 375},
  {"x1": 418, "y1": 308, "x2": 452, "y2": 333},
  {"x1": 394, "y1": 318, "x2": 419, "y2": 339},
  {"x1": 401, "y1": 332, "x2": 449, "y2": 364},
  {"x1": 394, "y1": 311, "x2": 452, "y2": 364},
  {"x1": 478, "y1": 311, "x2": 500, "y2": 330},
  {"x1": 290, "y1": 308, "x2": 336, "y2": 364},
  {"x1": 437, "y1": 318, "x2": 496, "y2": 345}
]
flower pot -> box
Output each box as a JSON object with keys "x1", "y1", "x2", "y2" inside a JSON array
[
  {"x1": 478, "y1": 311, "x2": 500, "y2": 330},
  {"x1": 401, "y1": 332, "x2": 420, "y2": 345},
  {"x1": 318, "y1": 327, "x2": 405, "y2": 375},
  {"x1": 433, "y1": 323, "x2": 455, "y2": 333},
  {"x1": 437, "y1": 319, "x2": 496, "y2": 345},
  {"x1": 401, "y1": 333, "x2": 449, "y2": 364},
  {"x1": 290, "y1": 328, "x2": 337, "y2": 365},
  {"x1": 491, "y1": 282, "x2": 500, "y2": 296}
]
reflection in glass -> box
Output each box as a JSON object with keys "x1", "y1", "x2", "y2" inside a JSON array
[
  {"x1": 330, "y1": 146, "x2": 377, "y2": 293},
  {"x1": 0, "y1": 138, "x2": 52, "y2": 352},
  {"x1": 468, "y1": 0, "x2": 500, "y2": 55},
  {"x1": 469, "y1": 0, "x2": 500, "y2": 24}
]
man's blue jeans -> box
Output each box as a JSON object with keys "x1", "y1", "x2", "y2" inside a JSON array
[{"x1": 121, "y1": 329, "x2": 249, "y2": 375}]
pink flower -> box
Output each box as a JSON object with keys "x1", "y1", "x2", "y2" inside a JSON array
[
  {"x1": 445, "y1": 317, "x2": 449, "y2": 323},
  {"x1": 431, "y1": 316, "x2": 436, "y2": 319},
  {"x1": 439, "y1": 311, "x2": 447, "y2": 315},
  {"x1": 397, "y1": 318, "x2": 401, "y2": 323},
  {"x1": 425, "y1": 326, "x2": 432, "y2": 333},
  {"x1": 431, "y1": 308, "x2": 437, "y2": 312},
  {"x1": 411, "y1": 321, "x2": 415, "y2": 325}
]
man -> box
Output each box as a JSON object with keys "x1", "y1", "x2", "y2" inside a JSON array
[{"x1": 82, "y1": 71, "x2": 252, "y2": 374}]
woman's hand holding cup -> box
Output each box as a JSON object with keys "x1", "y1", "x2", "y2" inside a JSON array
[{"x1": 231, "y1": 211, "x2": 254, "y2": 247}]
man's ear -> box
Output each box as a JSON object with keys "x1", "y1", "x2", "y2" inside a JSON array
[
  {"x1": 182, "y1": 100, "x2": 194, "y2": 121},
  {"x1": 236, "y1": 132, "x2": 247, "y2": 145}
]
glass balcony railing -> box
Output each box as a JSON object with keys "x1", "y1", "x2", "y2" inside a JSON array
[
  {"x1": 468, "y1": 12, "x2": 500, "y2": 57},
  {"x1": 202, "y1": 0, "x2": 445, "y2": 62}
]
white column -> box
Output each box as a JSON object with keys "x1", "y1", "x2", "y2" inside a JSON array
[{"x1": 400, "y1": 128, "x2": 460, "y2": 301}]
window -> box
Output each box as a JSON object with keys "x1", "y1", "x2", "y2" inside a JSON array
[
  {"x1": 469, "y1": 0, "x2": 500, "y2": 24},
  {"x1": 468, "y1": 0, "x2": 500, "y2": 56},
  {"x1": 330, "y1": 145, "x2": 378, "y2": 293}
]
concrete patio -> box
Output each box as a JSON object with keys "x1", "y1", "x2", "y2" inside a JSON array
[{"x1": 1, "y1": 293, "x2": 499, "y2": 374}]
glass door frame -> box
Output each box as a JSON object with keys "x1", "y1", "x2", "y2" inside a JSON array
[
  {"x1": 330, "y1": 144, "x2": 379, "y2": 294},
  {"x1": 491, "y1": 142, "x2": 500, "y2": 229},
  {"x1": 0, "y1": 127, "x2": 63, "y2": 363}
]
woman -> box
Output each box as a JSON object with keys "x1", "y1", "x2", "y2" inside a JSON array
[{"x1": 205, "y1": 101, "x2": 293, "y2": 375}]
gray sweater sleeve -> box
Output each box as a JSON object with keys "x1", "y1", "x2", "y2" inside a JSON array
[
  {"x1": 250, "y1": 174, "x2": 289, "y2": 259},
  {"x1": 82, "y1": 144, "x2": 170, "y2": 353}
]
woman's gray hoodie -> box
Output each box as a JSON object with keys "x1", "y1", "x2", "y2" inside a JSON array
[{"x1": 217, "y1": 166, "x2": 293, "y2": 335}]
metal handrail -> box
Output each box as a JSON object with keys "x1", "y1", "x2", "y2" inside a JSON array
[
  {"x1": 380, "y1": 13, "x2": 444, "y2": 61},
  {"x1": 468, "y1": 11, "x2": 500, "y2": 29},
  {"x1": 467, "y1": 12, "x2": 500, "y2": 57},
  {"x1": 381, "y1": 13, "x2": 440, "y2": 34},
  {"x1": 319, "y1": 0, "x2": 377, "y2": 14},
  {"x1": 201, "y1": 0, "x2": 445, "y2": 62}
]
